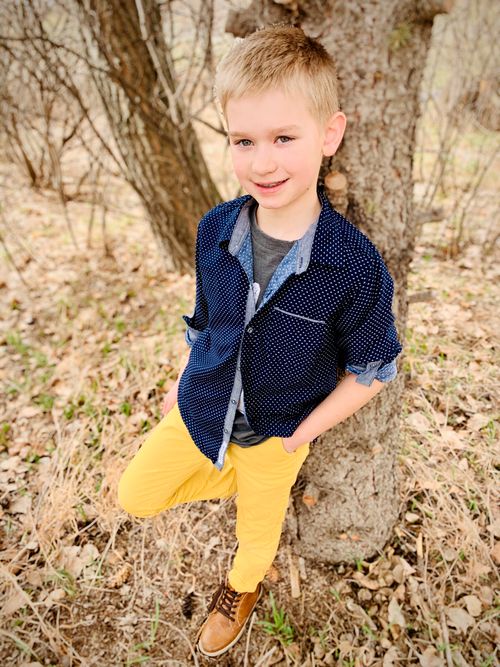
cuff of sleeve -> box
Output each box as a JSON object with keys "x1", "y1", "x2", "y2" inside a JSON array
[
  {"x1": 346, "y1": 359, "x2": 398, "y2": 386},
  {"x1": 185, "y1": 326, "x2": 203, "y2": 347},
  {"x1": 374, "y1": 359, "x2": 398, "y2": 383}
]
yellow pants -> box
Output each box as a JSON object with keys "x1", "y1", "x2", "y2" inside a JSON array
[{"x1": 117, "y1": 401, "x2": 310, "y2": 593}]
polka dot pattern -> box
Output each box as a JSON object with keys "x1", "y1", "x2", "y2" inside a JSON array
[{"x1": 178, "y1": 184, "x2": 403, "y2": 469}]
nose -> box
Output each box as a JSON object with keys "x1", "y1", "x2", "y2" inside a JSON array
[{"x1": 252, "y1": 144, "x2": 278, "y2": 176}]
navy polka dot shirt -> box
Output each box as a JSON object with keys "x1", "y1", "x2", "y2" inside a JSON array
[{"x1": 178, "y1": 184, "x2": 403, "y2": 470}]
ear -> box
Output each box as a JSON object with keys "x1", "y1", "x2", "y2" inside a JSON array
[{"x1": 322, "y1": 111, "x2": 347, "y2": 157}]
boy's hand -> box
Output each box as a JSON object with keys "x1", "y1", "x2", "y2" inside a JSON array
[
  {"x1": 161, "y1": 382, "x2": 179, "y2": 416},
  {"x1": 282, "y1": 434, "x2": 315, "y2": 454},
  {"x1": 281, "y1": 436, "x2": 300, "y2": 454}
]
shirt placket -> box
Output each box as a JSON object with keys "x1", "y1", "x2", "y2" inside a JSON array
[
  {"x1": 215, "y1": 215, "x2": 314, "y2": 470},
  {"x1": 215, "y1": 278, "x2": 256, "y2": 469},
  {"x1": 214, "y1": 216, "x2": 256, "y2": 470}
]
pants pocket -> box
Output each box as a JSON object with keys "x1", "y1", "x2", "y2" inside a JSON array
[
  {"x1": 279, "y1": 437, "x2": 297, "y2": 455},
  {"x1": 278, "y1": 436, "x2": 310, "y2": 458}
]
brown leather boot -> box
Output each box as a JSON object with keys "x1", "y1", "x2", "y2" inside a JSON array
[{"x1": 196, "y1": 576, "x2": 263, "y2": 657}]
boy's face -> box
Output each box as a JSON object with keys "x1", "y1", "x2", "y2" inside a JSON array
[{"x1": 225, "y1": 87, "x2": 345, "y2": 215}]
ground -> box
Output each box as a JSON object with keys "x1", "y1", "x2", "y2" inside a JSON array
[{"x1": 0, "y1": 163, "x2": 498, "y2": 666}]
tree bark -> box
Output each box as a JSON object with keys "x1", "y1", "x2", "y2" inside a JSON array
[
  {"x1": 77, "y1": 0, "x2": 221, "y2": 271},
  {"x1": 226, "y1": 0, "x2": 451, "y2": 562}
]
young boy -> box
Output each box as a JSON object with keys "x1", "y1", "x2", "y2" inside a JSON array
[{"x1": 118, "y1": 25, "x2": 403, "y2": 658}]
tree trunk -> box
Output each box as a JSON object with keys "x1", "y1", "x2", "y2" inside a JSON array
[
  {"x1": 226, "y1": 0, "x2": 451, "y2": 562},
  {"x1": 77, "y1": 0, "x2": 221, "y2": 272}
]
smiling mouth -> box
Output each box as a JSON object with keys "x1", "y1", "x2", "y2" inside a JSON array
[{"x1": 255, "y1": 179, "x2": 288, "y2": 188}]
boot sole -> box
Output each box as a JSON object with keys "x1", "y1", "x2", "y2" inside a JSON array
[{"x1": 196, "y1": 583, "x2": 263, "y2": 658}]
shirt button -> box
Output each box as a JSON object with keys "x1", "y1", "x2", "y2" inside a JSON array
[
  {"x1": 231, "y1": 399, "x2": 236, "y2": 404},
  {"x1": 224, "y1": 428, "x2": 229, "y2": 434},
  {"x1": 247, "y1": 326, "x2": 253, "y2": 333}
]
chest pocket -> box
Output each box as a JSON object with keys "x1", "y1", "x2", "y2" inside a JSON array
[{"x1": 263, "y1": 306, "x2": 328, "y2": 374}]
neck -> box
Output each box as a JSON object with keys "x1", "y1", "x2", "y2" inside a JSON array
[{"x1": 254, "y1": 188, "x2": 322, "y2": 241}]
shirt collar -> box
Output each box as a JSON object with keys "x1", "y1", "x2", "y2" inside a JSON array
[{"x1": 218, "y1": 183, "x2": 345, "y2": 272}]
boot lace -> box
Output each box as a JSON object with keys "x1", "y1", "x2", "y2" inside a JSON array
[{"x1": 208, "y1": 581, "x2": 243, "y2": 622}]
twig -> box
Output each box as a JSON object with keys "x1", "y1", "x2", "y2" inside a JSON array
[
  {"x1": 243, "y1": 609, "x2": 257, "y2": 667},
  {"x1": 101, "y1": 202, "x2": 111, "y2": 256},
  {"x1": 440, "y1": 610, "x2": 454, "y2": 667},
  {"x1": 254, "y1": 645, "x2": 279, "y2": 667},
  {"x1": 0, "y1": 230, "x2": 30, "y2": 288},
  {"x1": 135, "y1": 617, "x2": 200, "y2": 666},
  {"x1": 87, "y1": 161, "x2": 101, "y2": 250}
]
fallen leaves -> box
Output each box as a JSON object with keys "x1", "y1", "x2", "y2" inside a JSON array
[
  {"x1": 462, "y1": 594, "x2": 482, "y2": 617},
  {"x1": 467, "y1": 413, "x2": 491, "y2": 431},
  {"x1": 9, "y1": 494, "x2": 32, "y2": 515},
  {"x1": 352, "y1": 571, "x2": 381, "y2": 590},
  {"x1": 445, "y1": 606, "x2": 475, "y2": 633},
  {"x1": 418, "y1": 646, "x2": 445, "y2": 667},
  {"x1": 40, "y1": 587, "x2": 66, "y2": 608},
  {"x1": 387, "y1": 597, "x2": 406, "y2": 629},
  {"x1": 2, "y1": 590, "x2": 27, "y2": 615},
  {"x1": 54, "y1": 543, "x2": 100, "y2": 579},
  {"x1": 406, "y1": 412, "x2": 431, "y2": 434}
]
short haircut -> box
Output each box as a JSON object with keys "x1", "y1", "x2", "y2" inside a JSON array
[{"x1": 214, "y1": 24, "x2": 340, "y2": 128}]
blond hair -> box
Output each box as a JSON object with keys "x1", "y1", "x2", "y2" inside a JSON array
[{"x1": 214, "y1": 24, "x2": 340, "y2": 128}]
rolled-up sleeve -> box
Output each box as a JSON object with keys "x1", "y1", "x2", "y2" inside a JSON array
[
  {"x1": 336, "y1": 253, "x2": 403, "y2": 383},
  {"x1": 182, "y1": 223, "x2": 208, "y2": 348},
  {"x1": 346, "y1": 358, "x2": 398, "y2": 386}
]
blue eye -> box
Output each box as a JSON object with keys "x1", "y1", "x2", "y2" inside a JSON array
[{"x1": 232, "y1": 136, "x2": 294, "y2": 147}]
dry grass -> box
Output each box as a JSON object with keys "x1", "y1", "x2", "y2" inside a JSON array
[{"x1": 0, "y1": 157, "x2": 498, "y2": 665}]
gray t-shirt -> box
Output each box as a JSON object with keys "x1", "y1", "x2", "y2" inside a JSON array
[{"x1": 230, "y1": 203, "x2": 295, "y2": 447}]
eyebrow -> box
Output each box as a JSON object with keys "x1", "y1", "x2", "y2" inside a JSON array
[{"x1": 228, "y1": 125, "x2": 301, "y2": 138}]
